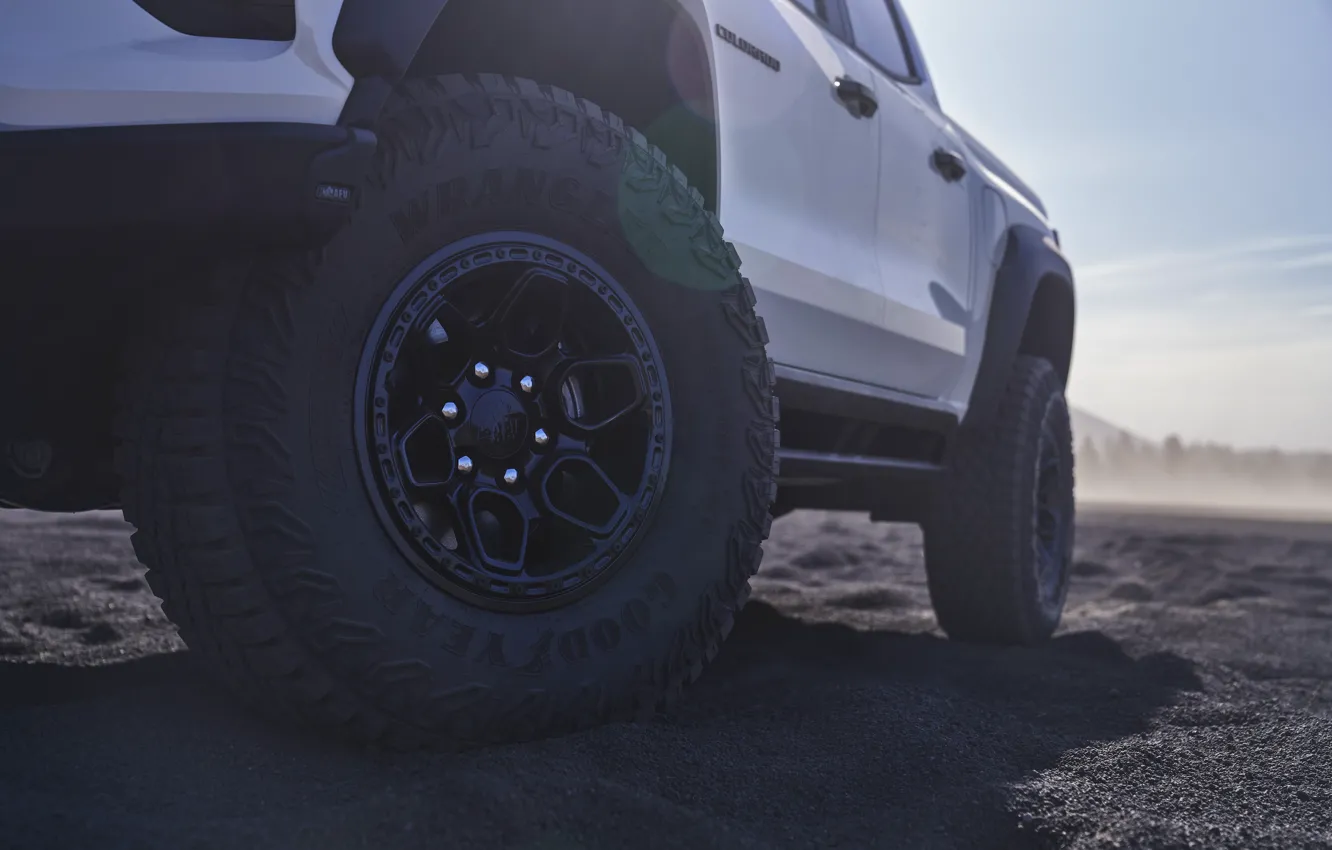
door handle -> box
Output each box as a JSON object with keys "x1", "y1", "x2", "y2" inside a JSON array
[
  {"x1": 833, "y1": 76, "x2": 878, "y2": 119},
  {"x1": 930, "y1": 148, "x2": 967, "y2": 182}
]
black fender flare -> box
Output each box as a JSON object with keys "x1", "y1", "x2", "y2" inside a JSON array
[
  {"x1": 963, "y1": 224, "x2": 1076, "y2": 430},
  {"x1": 332, "y1": 0, "x2": 454, "y2": 126}
]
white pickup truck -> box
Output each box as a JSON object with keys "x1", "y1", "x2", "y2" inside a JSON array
[{"x1": 0, "y1": 0, "x2": 1077, "y2": 747}]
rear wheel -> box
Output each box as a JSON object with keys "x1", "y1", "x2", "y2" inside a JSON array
[
  {"x1": 115, "y1": 75, "x2": 778, "y2": 748},
  {"x1": 923, "y1": 355, "x2": 1074, "y2": 645}
]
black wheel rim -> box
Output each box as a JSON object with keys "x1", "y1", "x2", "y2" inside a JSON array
[
  {"x1": 354, "y1": 233, "x2": 672, "y2": 613},
  {"x1": 1033, "y1": 414, "x2": 1071, "y2": 609}
]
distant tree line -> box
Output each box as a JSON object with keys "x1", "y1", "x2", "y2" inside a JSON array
[{"x1": 1076, "y1": 433, "x2": 1332, "y2": 491}]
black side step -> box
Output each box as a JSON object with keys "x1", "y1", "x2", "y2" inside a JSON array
[
  {"x1": 770, "y1": 364, "x2": 954, "y2": 522},
  {"x1": 773, "y1": 364, "x2": 959, "y2": 435},
  {"x1": 777, "y1": 449, "x2": 942, "y2": 487}
]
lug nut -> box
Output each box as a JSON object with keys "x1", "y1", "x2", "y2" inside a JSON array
[
  {"x1": 519, "y1": 375, "x2": 535, "y2": 393},
  {"x1": 457, "y1": 456, "x2": 474, "y2": 474},
  {"x1": 533, "y1": 428, "x2": 549, "y2": 446},
  {"x1": 473, "y1": 362, "x2": 491, "y2": 380},
  {"x1": 441, "y1": 402, "x2": 459, "y2": 420},
  {"x1": 503, "y1": 468, "x2": 519, "y2": 485}
]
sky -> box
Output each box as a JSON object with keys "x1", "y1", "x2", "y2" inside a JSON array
[{"x1": 899, "y1": 0, "x2": 1332, "y2": 452}]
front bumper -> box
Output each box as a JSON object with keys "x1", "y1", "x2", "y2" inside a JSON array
[{"x1": 0, "y1": 121, "x2": 376, "y2": 249}]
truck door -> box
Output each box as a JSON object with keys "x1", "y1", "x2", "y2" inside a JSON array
[
  {"x1": 710, "y1": 0, "x2": 891, "y2": 386},
  {"x1": 842, "y1": 0, "x2": 977, "y2": 398}
]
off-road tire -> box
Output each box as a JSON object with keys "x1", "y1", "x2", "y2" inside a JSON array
[
  {"x1": 923, "y1": 355, "x2": 1074, "y2": 645},
  {"x1": 114, "y1": 74, "x2": 779, "y2": 749}
]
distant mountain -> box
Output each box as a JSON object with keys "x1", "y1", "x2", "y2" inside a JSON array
[{"x1": 1068, "y1": 405, "x2": 1332, "y2": 519}]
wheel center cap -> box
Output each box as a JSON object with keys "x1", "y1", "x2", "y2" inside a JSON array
[{"x1": 469, "y1": 390, "x2": 528, "y2": 459}]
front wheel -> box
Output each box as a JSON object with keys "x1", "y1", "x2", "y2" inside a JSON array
[
  {"x1": 116, "y1": 75, "x2": 779, "y2": 748},
  {"x1": 923, "y1": 356, "x2": 1075, "y2": 645}
]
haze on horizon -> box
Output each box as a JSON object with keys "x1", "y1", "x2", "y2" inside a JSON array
[{"x1": 902, "y1": 0, "x2": 1332, "y2": 453}]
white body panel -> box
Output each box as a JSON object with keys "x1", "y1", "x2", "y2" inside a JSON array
[
  {"x1": 706, "y1": 1, "x2": 897, "y2": 387},
  {"x1": 0, "y1": 0, "x2": 1056, "y2": 421},
  {"x1": 701, "y1": 0, "x2": 1051, "y2": 416},
  {"x1": 866, "y1": 67, "x2": 972, "y2": 398},
  {"x1": 0, "y1": 0, "x2": 351, "y2": 129}
]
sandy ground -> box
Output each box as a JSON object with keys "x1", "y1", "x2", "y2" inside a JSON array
[{"x1": 2, "y1": 506, "x2": 1330, "y2": 849}]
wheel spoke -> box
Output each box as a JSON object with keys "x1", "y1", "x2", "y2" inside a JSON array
[
  {"x1": 402, "y1": 300, "x2": 483, "y2": 388},
  {"x1": 538, "y1": 454, "x2": 628, "y2": 536},
  {"x1": 408, "y1": 475, "x2": 469, "y2": 552},
  {"x1": 397, "y1": 415, "x2": 456, "y2": 489},
  {"x1": 422, "y1": 300, "x2": 478, "y2": 344},
  {"x1": 493, "y1": 268, "x2": 570, "y2": 360},
  {"x1": 554, "y1": 355, "x2": 647, "y2": 434},
  {"x1": 460, "y1": 486, "x2": 532, "y2": 573}
]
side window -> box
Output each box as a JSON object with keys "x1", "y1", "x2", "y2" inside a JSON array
[
  {"x1": 792, "y1": 0, "x2": 831, "y2": 23},
  {"x1": 844, "y1": 0, "x2": 914, "y2": 79}
]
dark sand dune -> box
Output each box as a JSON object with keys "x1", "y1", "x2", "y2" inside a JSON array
[{"x1": 1, "y1": 508, "x2": 1330, "y2": 849}]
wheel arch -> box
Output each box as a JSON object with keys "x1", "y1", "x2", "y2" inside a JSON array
[
  {"x1": 1019, "y1": 271, "x2": 1076, "y2": 387},
  {"x1": 963, "y1": 225, "x2": 1077, "y2": 429},
  {"x1": 333, "y1": 0, "x2": 721, "y2": 212}
]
